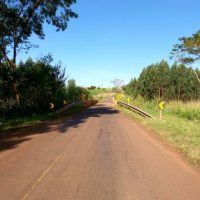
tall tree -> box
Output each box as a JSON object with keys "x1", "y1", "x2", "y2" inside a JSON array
[
  {"x1": 123, "y1": 78, "x2": 138, "y2": 97},
  {"x1": 124, "y1": 61, "x2": 200, "y2": 101},
  {"x1": 0, "y1": 0, "x2": 77, "y2": 102},
  {"x1": 0, "y1": 0, "x2": 77, "y2": 68},
  {"x1": 171, "y1": 30, "x2": 200, "y2": 83},
  {"x1": 111, "y1": 79, "x2": 125, "y2": 90}
]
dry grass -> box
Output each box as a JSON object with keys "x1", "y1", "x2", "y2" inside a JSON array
[{"x1": 167, "y1": 101, "x2": 200, "y2": 120}]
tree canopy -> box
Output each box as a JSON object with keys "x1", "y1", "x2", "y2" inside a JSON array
[
  {"x1": 0, "y1": 0, "x2": 77, "y2": 69},
  {"x1": 171, "y1": 30, "x2": 200, "y2": 83},
  {"x1": 0, "y1": 57, "x2": 89, "y2": 117},
  {"x1": 123, "y1": 61, "x2": 200, "y2": 102},
  {"x1": 171, "y1": 31, "x2": 200, "y2": 64}
]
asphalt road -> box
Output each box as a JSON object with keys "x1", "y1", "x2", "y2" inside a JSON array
[{"x1": 1, "y1": 100, "x2": 200, "y2": 200}]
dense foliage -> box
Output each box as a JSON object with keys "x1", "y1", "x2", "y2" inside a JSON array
[
  {"x1": 65, "y1": 79, "x2": 90, "y2": 103},
  {"x1": 0, "y1": 57, "x2": 89, "y2": 117},
  {"x1": 0, "y1": 0, "x2": 77, "y2": 66},
  {"x1": 171, "y1": 30, "x2": 200, "y2": 83},
  {"x1": 88, "y1": 86, "x2": 97, "y2": 90},
  {"x1": 171, "y1": 31, "x2": 200, "y2": 65},
  {"x1": 0, "y1": 0, "x2": 77, "y2": 103},
  {"x1": 123, "y1": 61, "x2": 200, "y2": 101}
]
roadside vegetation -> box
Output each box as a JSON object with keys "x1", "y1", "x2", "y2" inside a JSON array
[
  {"x1": 0, "y1": 56, "x2": 90, "y2": 131},
  {"x1": 88, "y1": 87, "x2": 113, "y2": 102},
  {"x1": 0, "y1": 1, "x2": 81, "y2": 131},
  {"x1": 0, "y1": 104, "x2": 84, "y2": 132},
  {"x1": 118, "y1": 98, "x2": 200, "y2": 165},
  {"x1": 1, "y1": 0, "x2": 200, "y2": 166},
  {"x1": 116, "y1": 29, "x2": 200, "y2": 166},
  {"x1": 123, "y1": 61, "x2": 200, "y2": 101},
  {"x1": 117, "y1": 60, "x2": 200, "y2": 165}
]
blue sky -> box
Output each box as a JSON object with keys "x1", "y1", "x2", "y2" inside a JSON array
[{"x1": 18, "y1": 0, "x2": 200, "y2": 87}]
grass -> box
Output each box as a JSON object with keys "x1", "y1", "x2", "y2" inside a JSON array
[
  {"x1": 0, "y1": 105, "x2": 83, "y2": 132},
  {"x1": 88, "y1": 88, "x2": 113, "y2": 96},
  {"x1": 167, "y1": 101, "x2": 200, "y2": 121},
  {"x1": 89, "y1": 88, "x2": 114, "y2": 102},
  {"x1": 117, "y1": 94, "x2": 200, "y2": 166}
]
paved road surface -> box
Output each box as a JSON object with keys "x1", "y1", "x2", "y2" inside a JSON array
[{"x1": 1, "y1": 101, "x2": 200, "y2": 200}]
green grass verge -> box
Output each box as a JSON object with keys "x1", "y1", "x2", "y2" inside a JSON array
[
  {"x1": 88, "y1": 88, "x2": 114, "y2": 102},
  {"x1": 117, "y1": 101, "x2": 200, "y2": 166},
  {"x1": 0, "y1": 105, "x2": 83, "y2": 132},
  {"x1": 88, "y1": 88, "x2": 113, "y2": 96}
]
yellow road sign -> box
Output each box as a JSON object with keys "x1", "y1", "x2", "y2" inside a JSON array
[
  {"x1": 63, "y1": 100, "x2": 67, "y2": 105},
  {"x1": 49, "y1": 103, "x2": 55, "y2": 109},
  {"x1": 159, "y1": 101, "x2": 165, "y2": 110},
  {"x1": 127, "y1": 97, "x2": 131, "y2": 104}
]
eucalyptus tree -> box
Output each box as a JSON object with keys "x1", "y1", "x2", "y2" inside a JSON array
[
  {"x1": 0, "y1": 0, "x2": 77, "y2": 102},
  {"x1": 124, "y1": 61, "x2": 200, "y2": 101}
]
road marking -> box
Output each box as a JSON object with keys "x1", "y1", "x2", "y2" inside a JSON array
[
  {"x1": 21, "y1": 115, "x2": 93, "y2": 200},
  {"x1": 21, "y1": 155, "x2": 62, "y2": 200}
]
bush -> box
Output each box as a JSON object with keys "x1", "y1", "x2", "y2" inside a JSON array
[
  {"x1": 0, "y1": 57, "x2": 90, "y2": 117},
  {"x1": 88, "y1": 86, "x2": 96, "y2": 90}
]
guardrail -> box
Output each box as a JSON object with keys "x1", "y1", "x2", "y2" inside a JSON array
[
  {"x1": 117, "y1": 101, "x2": 152, "y2": 118},
  {"x1": 55, "y1": 102, "x2": 80, "y2": 114},
  {"x1": 55, "y1": 100, "x2": 98, "y2": 114}
]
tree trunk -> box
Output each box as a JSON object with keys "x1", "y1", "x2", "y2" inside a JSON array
[
  {"x1": 12, "y1": 38, "x2": 20, "y2": 104},
  {"x1": 161, "y1": 87, "x2": 164, "y2": 99},
  {"x1": 11, "y1": 61, "x2": 20, "y2": 104},
  {"x1": 13, "y1": 81, "x2": 20, "y2": 104},
  {"x1": 177, "y1": 85, "x2": 180, "y2": 102},
  {"x1": 193, "y1": 69, "x2": 200, "y2": 83}
]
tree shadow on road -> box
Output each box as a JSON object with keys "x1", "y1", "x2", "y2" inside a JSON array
[{"x1": 0, "y1": 104, "x2": 119, "y2": 152}]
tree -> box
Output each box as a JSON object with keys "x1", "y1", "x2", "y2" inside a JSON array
[
  {"x1": 171, "y1": 30, "x2": 200, "y2": 83},
  {"x1": 0, "y1": 0, "x2": 77, "y2": 102},
  {"x1": 0, "y1": 56, "x2": 68, "y2": 116},
  {"x1": 17, "y1": 57, "x2": 67, "y2": 113},
  {"x1": 0, "y1": 0, "x2": 77, "y2": 68},
  {"x1": 155, "y1": 61, "x2": 170, "y2": 100},
  {"x1": 111, "y1": 79, "x2": 124, "y2": 90},
  {"x1": 124, "y1": 61, "x2": 200, "y2": 101},
  {"x1": 88, "y1": 86, "x2": 96, "y2": 90},
  {"x1": 123, "y1": 78, "x2": 138, "y2": 97},
  {"x1": 66, "y1": 79, "x2": 89, "y2": 102}
]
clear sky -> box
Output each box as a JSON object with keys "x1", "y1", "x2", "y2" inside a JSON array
[{"x1": 18, "y1": 0, "x2": 200, "y2": 87}]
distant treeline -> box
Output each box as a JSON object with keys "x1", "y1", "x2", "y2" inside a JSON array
[
  {"x1": 123, "y1": 61, "x2": 200, "y2": 101},
  {"x1": 0, "y1": 56, "x2": 89, "y2": 117}
]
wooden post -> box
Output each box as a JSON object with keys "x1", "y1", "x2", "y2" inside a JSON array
[{"x1": 159, "y1": 109, "x2": 162, "y2": 120}]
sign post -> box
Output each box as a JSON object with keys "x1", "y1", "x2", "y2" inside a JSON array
[
  {"x1": 159, "y1": 101, "x2": 165, "y2": 120},
  {"x1": 159, "y1": 109, "x2": 162, "y2": 120}
]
